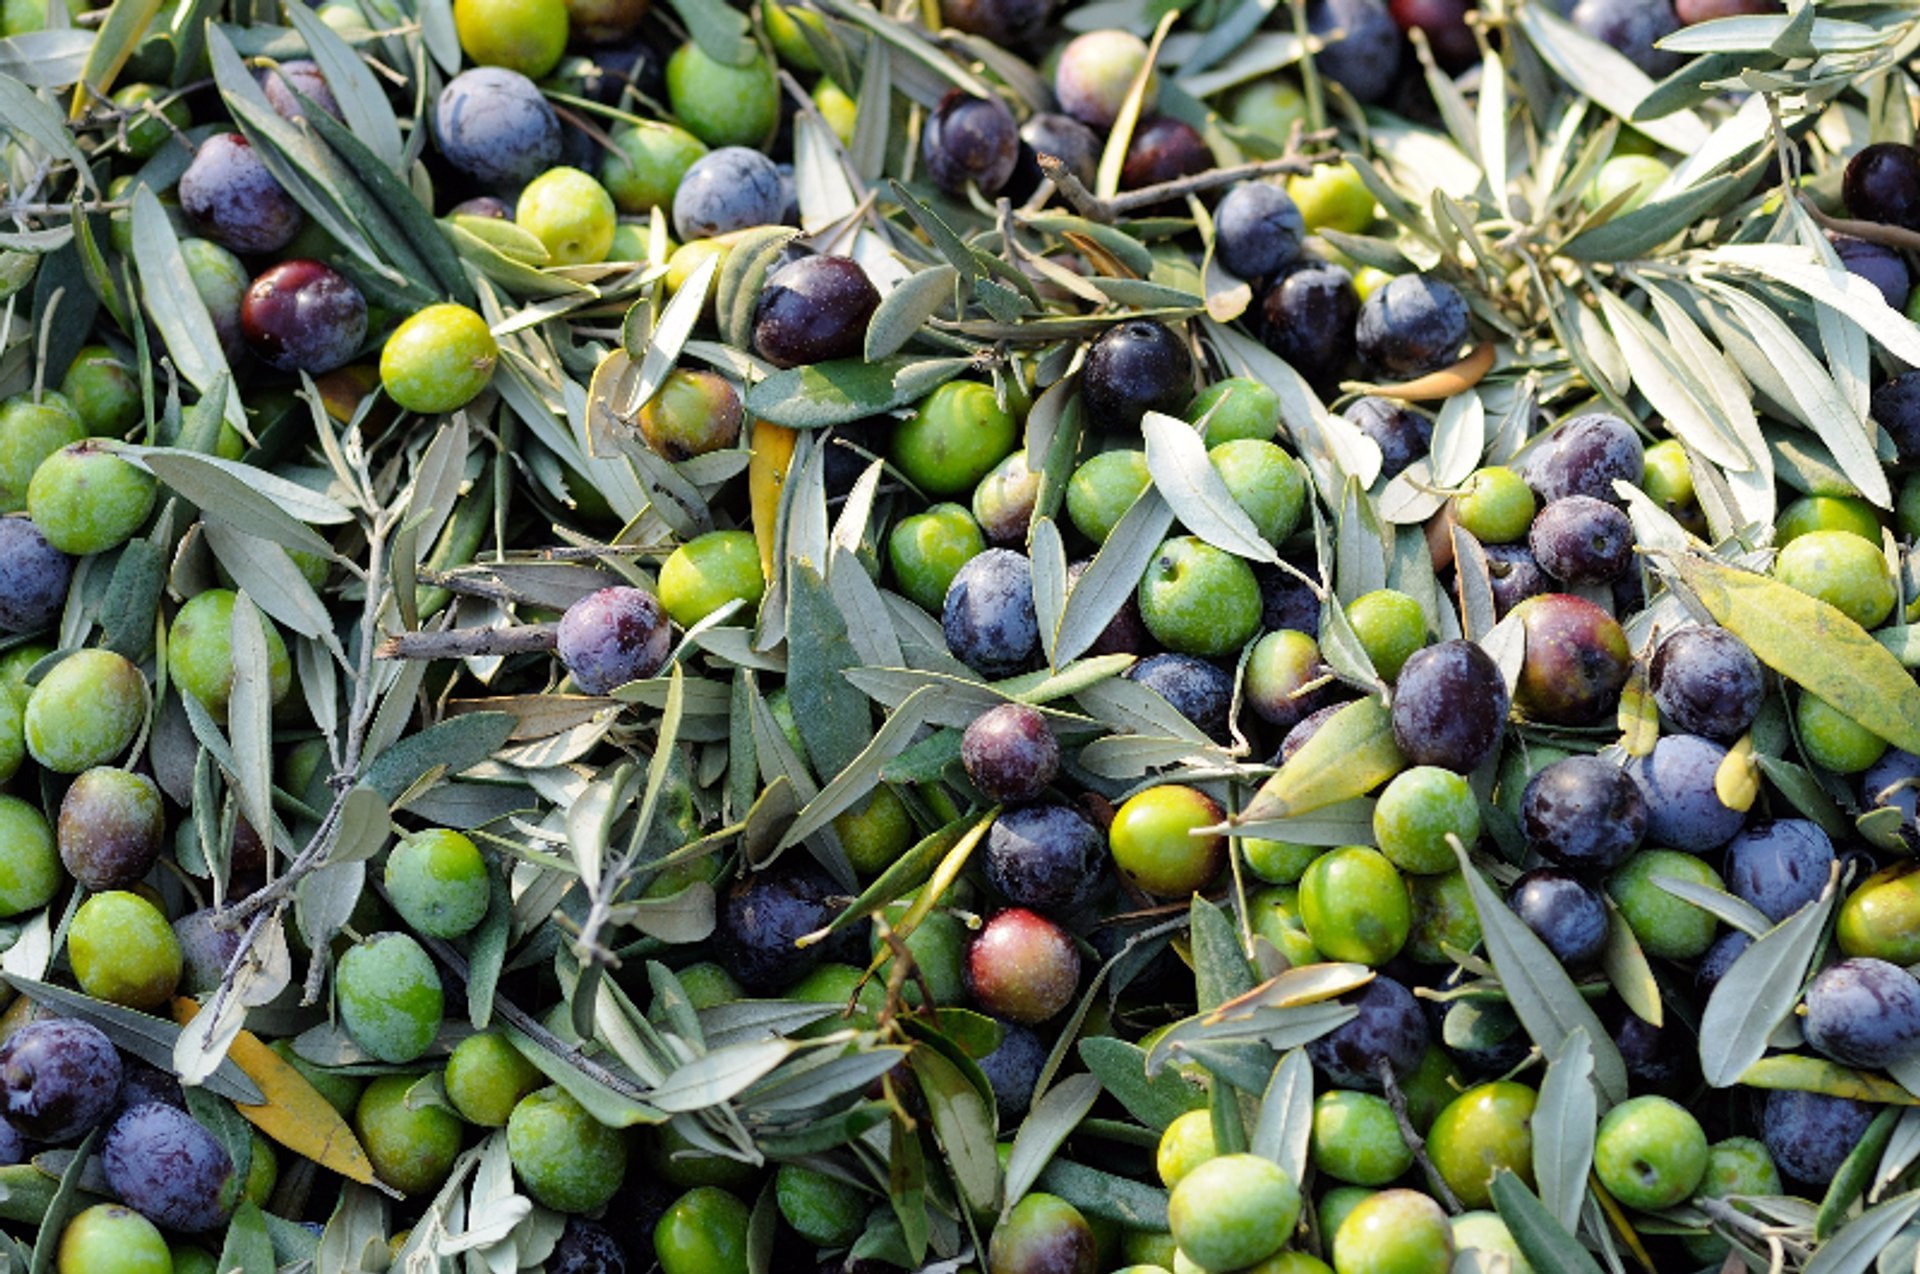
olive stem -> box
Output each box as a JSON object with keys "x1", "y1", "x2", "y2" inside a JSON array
[
  {"x1": 1035, "y1": 140, "x2": 1342, "y2": 225},
  {"x1": 1376, "y1": 1058, "x2": 1466, "y2": 1214},
  {"x1": 1798, "y1": 196, "x2": 1920, "y2": 253},
  {"x1": 375, "y1": 621, "x2": 560, "y2": 660},
  {"x1": 414, "y1": 928, "x2": 659, "y2": 1106}
]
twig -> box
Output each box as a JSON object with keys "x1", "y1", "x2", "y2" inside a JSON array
[
  {"x1": 417, "y1": 930, "x2": 658, "y2": 1105},
  {"x1": 547, "y1": 102, "x2": 621, "y2": 160},
  {"x1": 1377, "y1": 1058, "x2": 1466, "y2": 1214},
  {"x1": 1799, "y1": 195, "x2": 1920, "y2": 252},
  {"x1": 1034, "y1": 152, "x2": 1111, "y2": 220},
  {"x1": 1034, "y1": 141, "x2": 1341, "y2": 224},
  {"x1": 411, "y1": 567, "x2": 525, "y2": 604},
  {"x1": 376, "y1": 622, "x2": 558, "y2": 660}
]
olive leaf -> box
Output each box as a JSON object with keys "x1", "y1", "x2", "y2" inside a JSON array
[
  {"x1": 1698, "y1": 872, "x2": 1836, "y2": 1088},
  {"x1": 226, "y1": 592, "x2": 276, "y2": 850},
  {"x1": 1032, "y1": 1159, "x2": 1168, "y2": 1231},
  {"x1": 1051, "y1": 487, "x2": 1174, "y2": 668},
  {"x1": 1239, "y1": 698, "x2": 1405, "y2": 824},
  {"x1": 1736, "y1": 1054, "x2": 1919, "y2": 1107},
  {"x1": 1141, "y1": 410, "x2": 1280, "y2": 564},
  {"x1": 2, "y1": 976, "x2": 262, "y2": 1103},
  {"x1": 914, "y1": 1044, "x2": 1000, "y2": 1213},
  {"x1": 281, "y1": 2, "x2": 402, "y2": 174},
  {"x1": 1077, "y1": 1037, "x2": 1207, "y2": 1132},
  {"x1": 746, "y1": 357, "x2": 972, "y2": 429},
  {"x1": 1592, "y1": 287, "x2": 1747, "y2": 472},
  {"x1": 1513, "y1": 1, "x2": 1708, "y2": 152},
  {"x1": 1803, "y1": 1189, "x2": 1920, "y2": 1274},
  {"x1": 1697, "y1": 283, "x2": 1891, "y2": 509},
  {"x1": 1248, "y1": 1047, "x2": 1313, "y2": 1185},
  {"x1": 27, "y1": 1127, "x2": 100, "y2": 1274},
  {"x1": 127, "y1": 189, "x2": 247, "y2": 435},
  {"x1": 1666, "y1": 555, "x2": 1920, "y2": 754},
  {"x1": 0, "y1": 74, "x2": 92, "y2": 184},
  {"x1": 216, "y1": 1202, "x2": 276, "y2": 1274},
  {"x1": 866, "y1": 264, "x2": 958, "y2": 361},
  {"x1": 1489, "y1": 1169, "x2": 1608, "y2": 1274},
  {"x1": 1651, "y1": 872, "x2": 1770, "y2": 939},
  {"x1": 1600, "y1": 903, "x2": 1662, "y2": 1029},
  {"x1": 1450, "y1": 841, "x2": 1629, "y2": 1106},
  {"x1": 1533, "y1": 1028, "x2": 1597, "y2": 1233},
  {"x1": 1002, "y1": 1074, "x2": 1099, "y2": 1216}
]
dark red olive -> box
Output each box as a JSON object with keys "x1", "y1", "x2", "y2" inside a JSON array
[
  {"x1": 1120, "y1": 116, "x2": 1212, "y2": 193},
  {"x1": 240, "y1": 260, "x2": 367, "y2": 374},
  {"x1": 751, "y1": 255, "x2": 880, "y2": 368}
]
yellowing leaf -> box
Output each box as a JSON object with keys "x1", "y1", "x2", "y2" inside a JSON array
[
  {"x1": 1670, "y1": 555, "x2": 1920, "y2": 756},
  {"x1": 1239, "y1": 698, "x2": 1406, "y2": 823},
  {"x1": 171, "y1": 999, "x2": 380, "y2": 1188},
  {"x1": 750, "y1": 421, "x2": 799, "y2": 582},
  {"x1": 1716, "y1": 734, "x2": 1760, "y2": 813},
  {"x1": 1615, "y1": 662, "x2": 1659, "y2": 757},
  {"x1": 1739, "y1": 1053, "x2": 1920, "y2": 1107}
]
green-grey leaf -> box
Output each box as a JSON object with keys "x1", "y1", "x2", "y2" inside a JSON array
[
  {"x1": 1190, "y1": 896, "x2": 1254, "y2": 1013},
  {"x1": 1698, "y1": 283, "x2": 1890, "y2": 508},
  {"x1": 1452, "y1": 843, "x2": 1628, "y2": 1105},
  {"x1": 0, "y1": 74, "x2": 92, "y2": 184},
  {"x1": 1248, "y1": 1047, "x2": 1313, "y2": 1186},
  {"x1": 1816, "y1": 1105, "x2": 1901, "y2": 1242},
  {"x1": 666, "y1": 0, "x2": 755, "y2": 65},
  {"x1": 1490, "y1": 1170, "x2": 1607, "y2": 1274},
  {"x1": 282, "y1": 3, "x2": 403, "y2": 174},
  {"x1": 1141, "y1": 410, "x2": 1279, "y2": 565},
  {"x1": 786, "y1": 562, "x2": 871, "y2": 784},
  {"x1": 1002, "y1": 1073, "x2": 1099, "y2": 1215},
  {"x1": 1, "y1": 976, "x2": 261, "y2": 1104},
  {"x1": 914, "y1": 1044, "x2": 1000, "y2": 1213},
  {"x1": 1077, "y1": 1037, "x2": 1207, "y2": 1132},
  {"x1": 216, "y1": 1202, "x2": 276, "y2": 1274},
  {"x1": 1533, "y1": 1028, "x2": 1597, "y2": 1233},
  {"x1": 747, "y1": 357, "x2": 972, "y2": 429},
  {"x1": 126, "y1": 446, "x2": 350, "y2": 555},
  {"x1": 1699, "y1": 883, "x2": 1835, "y2": 1088},
  {"x1": 1514, "y1": 2, "x2": 1707, "y2": 153},
  {"x1": 1052, "y1": 488, "x2": 1173, "y2": 666},
  {"x1": 1032, "y1": 1159, "x2": 1168, "y2": 1230},
  {"x1": 650, "y1": 1038, "x2": 796, "y2": 1113},
  {"x1": 866, "y1": 264, "x2": 957, "y2": 361},
  {"x1": 1559, "y1": 164, "x2": 1756, "y2": 262},
  {"x1": 1803, "y1": 1188, "x2": 1920, "y2": 1274},
  {"x1": 128, "y1": 189, "x2": 246, "y2": 434},
  {"x1": 361, "y1": 712, "x2": 515, "y2": 802},
  {"x1": 1651, "y1": 873, "x2": 1770, "y2": 939},
  {"x1": 226, "y1": 592, "x2": 275, "y2": 859}
]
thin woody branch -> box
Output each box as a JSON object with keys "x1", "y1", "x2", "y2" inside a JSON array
[
  {"x1": 1033, "y1": 130, "x2": 1342, "y2": 225},
  {"x1": 377, "y1": 623, "x2": 560, "y2": 660}
]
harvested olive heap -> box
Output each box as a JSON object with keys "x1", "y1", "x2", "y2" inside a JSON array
[{"x1": 1, "y1": 0, "x2": 1919, "y2": 1269}]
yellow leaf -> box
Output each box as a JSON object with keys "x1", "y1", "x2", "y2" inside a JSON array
[
  {"x1": 1614, "y1": 662, "x2": 1659, "y2": 758},
  {"x1": 1715, "y1": 734, "x2": 1760, "y2": 813},
  {"x1": 749, "y1": 422, "x2": 799, "y2": 582},
  {"x1": 1239, "y1": 698, "x2": 1406, "y2": 824},
  {"x1": 1738, "y1": 1053, "x2": 1920, "y2": 1106},
  {"x1": 171, "y1": 999, "x2": 381, "y2": 1188}
]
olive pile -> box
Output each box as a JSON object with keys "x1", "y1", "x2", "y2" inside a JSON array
[{"x1": 0, "y1": 0, "x2": 1917, "y2": 1270}]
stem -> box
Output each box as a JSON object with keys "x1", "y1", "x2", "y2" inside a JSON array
[
  {"x1": 376, "y1": 622, "x2": 559, "y2": 660},
  {"x1": 1035, "y1": 144, "x2": 1342, "y2": 225},
  {"x1": 1377, "y1": 1058, "x2": 1465, "y2": 1214},
  {"x1": 417, "y1": 931, "x2": 657, "y2": 1104},
  {"x1": 1799, "y1": 196, "x2": 1920, "y2": 252},
  {"x1": 1289, "y1": 0, "x2": 1328, "y2": 134}
]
